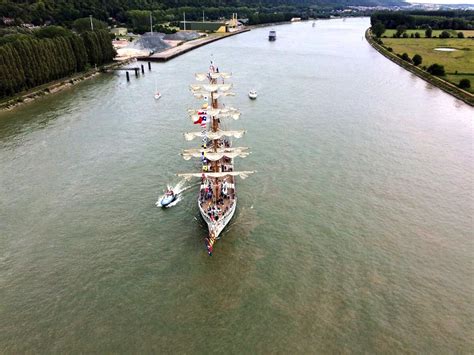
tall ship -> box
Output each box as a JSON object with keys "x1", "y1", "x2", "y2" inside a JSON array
[{"x1": 179, "y1": 61, "x2": 254, "y2": 256}]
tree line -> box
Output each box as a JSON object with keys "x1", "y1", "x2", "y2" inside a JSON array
[
  {"x1": 0, "y1": 0, "x2": 404, "y2": 28},
  {"x1": 371, "y1": 11, "x2": 474, "y2": 30},
  {"x1": 0, "y1": 29, "x2": 115, "y2": 98}
]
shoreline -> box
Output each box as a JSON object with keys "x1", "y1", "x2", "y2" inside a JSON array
[
  {"x1": 365, "y1": 28, "x2": 474, "y2": 107},
  {"x1": 0, "y1": 28, "x2": 254, "y2": 112},
  {"x1": 0, "y1": 60, "x2": 130, "y2": 113},
  {"x1": 138, "y1": 28, "x2": 250, "y2": 62}
]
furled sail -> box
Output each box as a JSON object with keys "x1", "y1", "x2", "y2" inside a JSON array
[
  {"x1": 187, "y1": 107, "x2": 240, "y2": 117},
  {"x1": 184, "y1": 130, "x2": 246, "y2": 141},
  {"x1": 182, "y1": 147, "x2": 249, "y2": 154},
  {"x1": 190, "y1": 83, "x2": 233, "y2": 93},
  {"x1": 182, "y1": 150, "x2": 250, "y2": 161},
  {"x1": 192, "y1": 92, "x2": 236, "y2": 99},
  {"x1": 178, "y1": 171, "x2": 255, "y2": 179},
  {"x1": 195, "y1": 72, "x2": 232, "y2": 81},
  {"x1": 189, "y1": 111, "x2": 240, "y2": 121}
]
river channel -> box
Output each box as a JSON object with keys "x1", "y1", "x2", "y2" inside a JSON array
[{"x1": 0, "y1": 18, "x2": 472, "y2": 353}]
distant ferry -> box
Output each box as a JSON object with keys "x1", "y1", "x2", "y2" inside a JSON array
[{"x1": 268, "y1": 30, "x2": 276, "y2": 41}]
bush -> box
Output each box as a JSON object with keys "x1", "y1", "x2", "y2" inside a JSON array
[
  {"x1": 410, "y1": 33, "x2": 414, "y2": 38},
  {"x1": 372, "y1": 21, "x2": 386, "y2": 38},
  {"x1": 34, "y1": 26, "x2": 72, "y2": 39},
  {"x1": 412, "y1": 54, "x2": 422, "y2": 66},
  {"x1": 415, "y1": 32, "x2": 420, "y2": 38},
  {"x1": 396, "y1": 25, "x2": 407, "y2": 38},
  {"x1": 459, "y1": 79, "x2": 471, "y2": 89},
  {"x1": 439, "y1": 31, "x2": 450, "y2": 39},
  {"x1": 402, "y1": 33, "x2": 409, "y2": 38},
  {"x1": 425, "y1": 27, "x2": 432, "y2": 38},
  {"x1": 387, "y1": 47, "x2": 393, "y2": 52},
  {"x1": 457, "y1": 32, "x2": 464, "y2": 38},
  {"x1": 427, "y1": 63, "x2": 445, "y2": 76},
  {"x1": 401, "y1": 53, "x2": 412, "y2": 63}
]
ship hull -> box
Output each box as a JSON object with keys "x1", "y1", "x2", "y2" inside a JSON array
[{"x1": 198, "y1": 197, "x2": 236, "y2": 239}]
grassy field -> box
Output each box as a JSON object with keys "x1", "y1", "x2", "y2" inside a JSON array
[
  {"x1": 383, "y1": 29, "x2": 474, "y2": 38},
  {"x1": 381, "y1": 37, "x2": 474, "y2": 93}
]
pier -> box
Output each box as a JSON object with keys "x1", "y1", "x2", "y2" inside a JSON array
[{"x1": 138, "y1": 29, "x2": 250, "y2": 62}]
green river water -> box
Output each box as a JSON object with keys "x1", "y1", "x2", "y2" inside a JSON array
[{"x1": 1, "y1": 18, "x2": 473, "y2": 353}]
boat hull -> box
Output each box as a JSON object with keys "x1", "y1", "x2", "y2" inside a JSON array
[{"x1": 198, "y1": 197, "x2": 236, "y2": 255}]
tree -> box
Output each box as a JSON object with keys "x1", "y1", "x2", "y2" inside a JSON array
[
  {"x1": 372, "y1": 21, "x2": 385, "y2": 38},
  {"x1": 73, "y1": 17, "x2": 107, "y2": 34},
  {"x1": 34, "y1": 25, "x2": 71, "y2": 39},
  {"x1": 459, "y1": 79, "x2": 470, "y2": 89},
  {"x1": 439, "y1": 31, "x2": 450, "y2": 38},
  {"x1": 415, "y1": 32, "x2": 420, "y2": 38},
  {"x1": 425, "y1": 27, "x2": 432, "y2": 38},
  {"x1": 395, "y1": 25, "x2": 407, "y2": 38},
  {"x1": 457, "y1": 32, "x2": 464, "y2": 38},
  {"x1": 401, "y1": 52, "x2": 412, "y2": 63},
  {"x1": 412, "y1": 54, "x2": 422, "y2": 66},
  {"x1": 427, "y1": 63, "x2": 445, "y2": 76}
]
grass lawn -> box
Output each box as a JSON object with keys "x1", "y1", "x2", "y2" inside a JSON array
[
  {"x1": 381, "y1": 37, "x2": 474, "y2": 93},
  {"x1": 383, "y1": 29, "x2": 474, "y2": 38}
]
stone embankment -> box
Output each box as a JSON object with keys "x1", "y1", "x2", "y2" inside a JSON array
[
  {"x1": 140, "y1": 29, "x2": 250, "y2": 62},
  {"x1": 365, "y1": 28, "x2": 473, "y2": 107}
]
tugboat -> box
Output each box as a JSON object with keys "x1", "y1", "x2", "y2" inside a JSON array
[
  {"x1": 268, "y1": 30, "x2": 276, "y2": 41},
  {"x1": 178, "y1": 61, "x2": 254, "y2": 255}
]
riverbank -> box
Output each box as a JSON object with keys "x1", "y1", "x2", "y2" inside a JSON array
[
  {"x1": 365, "y1": 28, "x2": 474, "y2": 106},
  {"x1": 0, "y1": 60, "x2": 130, "y2": 112},
  {"x1": 138, "y1": 28, "x2": 250, "y2": 62}
]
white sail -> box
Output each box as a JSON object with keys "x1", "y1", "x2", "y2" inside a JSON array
[
  {"x1": 178, "y1": 171, "x2": 255, "y2": 179},
  {"x1": 189, "y1": 111, "x2": 240, "y2": 121},
  {"x1": 184, "y1": 129, "x2": 246, "y2": 141},
  {"x1": 188, "y1": 107, "x2": 240, "y2": 117},
  {"x1": 182, "y1": 147, "x2": 249, "y2": 154},
  {"x1": 192, "y1": 92, "x2": 236, "y2": 99},
  {"x1": 190, "y1": 83, "x2": 233, "y2": 93},
  {"x1": 182, "y1": 150, "x2": 250, "y2": 161},
  {"x1": 195, "y1": 72, "x2": 232, "y2": 81}
]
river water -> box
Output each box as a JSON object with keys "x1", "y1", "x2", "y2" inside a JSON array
[{"x1": 1, "y1": 18, "x2": 472, "y2": 353}]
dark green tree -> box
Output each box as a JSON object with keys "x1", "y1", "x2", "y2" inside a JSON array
[
  {"x1": 457, "y1": 32, "x2": 464, "y2": 38},
  {"x1": 73, "y1": 17, "x2": 108, "y2": 34},
  {"x1": 372, "y1": 21, "x2": 385, "y2": 38},
  {"x1": 412, "y1": 54, "x2": 422, "y2": 66},
  {"x1": 427, "y1": 63, "x2": 445, "y2": 76},
  {"x1": 395, "y1": 25, "x2": 407, "y2": 38},
  {"x1": 425, "y1": 27, "x2": 432, "y2": 38},
  {"x1": 401, "y1": 52, "x2": 412, "y2": 63},
  {"x1": 34, "y1": 26, "x2": 72, "y2": 39},
  {"x1": 459, "y1": 79, "x2": 470, "y2": 89},
  {"x1": 439, "y1": 31, "x2": 450, "y2": 38}
]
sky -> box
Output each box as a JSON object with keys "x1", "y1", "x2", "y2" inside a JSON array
[{"x1": 406, "y1": 0, "x2": 474, "y2": 3}]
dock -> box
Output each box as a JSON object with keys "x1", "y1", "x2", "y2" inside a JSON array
[{"x1": 138, "y1": 29, "x2": 250, "y2": 62}]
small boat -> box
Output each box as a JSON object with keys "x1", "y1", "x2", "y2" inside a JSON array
[
  {"x1": 157, "y1": 189, "x2": 176, "y2": 207},
  {"x1": 154, "y1": 92, "x2": 161, "y2": 100},
  {"x1": 268, "y1": 30, "x2": 276, "y2": 41},
  {"x1": 248, "y1": 90, "x2": 257, "y2": 99}
]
